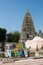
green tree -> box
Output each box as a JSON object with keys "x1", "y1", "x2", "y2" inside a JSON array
[
  {"x1": 0, "y1": 28, "x2": 6, "y2": 42},
  {"x1": 7, "y1": 31, "x2": 20, "y2": 43},
  {"x1": 0, "y1": 28, "x2": 7, "y2": 51},
  {"x1": 7, "y1": 33, "x2": 13, "y2": 42},
  {"x1": 13, "y1": 31, "x2": 20, "y2": 43},
  {"x1": 1, "y1": 41, "x2": 5, "y2": 51}
]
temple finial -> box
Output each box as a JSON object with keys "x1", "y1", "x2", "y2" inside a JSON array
[
  {"x1": 26, "y1": 9, "x2": 29, "y2": 13},
  {"x1": 25, "y1": 9, "x2": 30, "y2": 15}
]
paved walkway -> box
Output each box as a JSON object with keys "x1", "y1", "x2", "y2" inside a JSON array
[{"x1": 0, "y1": 58, "x2": 43, "y2": 65}]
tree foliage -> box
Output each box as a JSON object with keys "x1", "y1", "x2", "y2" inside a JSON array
[
  {"x1": 7, "y1": 33, "x2": 13, "y2": 42},
  {"x1": 0, "y1": 28, "x2": 7, "y2": 42},
  {"x1": 7, "y1": 31, "x2": 20, "y2": 43},
  {"x1": 0, "y1": 28, "x2": 7, "y2": 51},
  {"x1": 13, "y1": 31, "x2": 20, "y2": 43}
]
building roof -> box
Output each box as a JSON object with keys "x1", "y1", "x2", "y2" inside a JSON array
[{"x1": 25, "y1": 36, "x2": 43, "y2": 49}]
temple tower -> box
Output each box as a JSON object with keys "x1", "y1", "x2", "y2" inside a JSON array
[{"x1": 20, "y1": 10, "x2": 35, "y2": 42}]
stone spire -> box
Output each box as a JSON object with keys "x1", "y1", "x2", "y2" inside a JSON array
[
  {"x1": 20, "y1": 10, "x2": 35, "y2": 42},
  {"x1": 25, "y1": 9, "x2": 30, "y2": 16}
]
